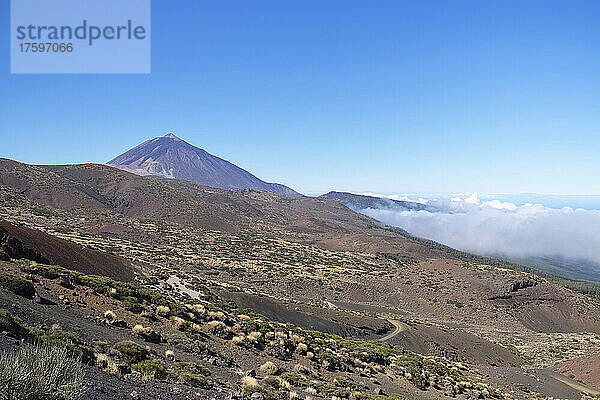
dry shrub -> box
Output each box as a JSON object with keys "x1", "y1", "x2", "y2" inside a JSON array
[
  {"x1": 132, "y1": 324, "x2": 149, "y2": 334},
  {"x1": 208, "y1": 311, "x2": 226, "y2": 321},
  {"x1": 103, "y1": 310, "x2": 116, "y2": 321},
  {"x1": 278, "y1": 377, "x2": 291, "y2": 389},
  {"x1": 290, "y1": 334, "x2": 302, "y2": 343},
  {"x1": 241, "y1": 375, "x2": 258, "y2": 387},
  {"x1": 259, "y1": 361, "x2": 278, "y2": 375},
  {"x1": 275, "y1": 331, "x2": 287, "y2": 339},
  {"x1": 231, "y1": 335, "x2": 245, "y2": 345},
  {"x1": 296, "y1": 343, "x2": 308, "y2": 354},
  {"x1": 96, "y1": 353, "x2": 118, "y2": 374},
  {"x1": 205, "y1": 320, "x2": 225, "y2": 334},
  {"x1": 170, "y1": 316, "x2": 185, "y2": 330},
  {"x1": 155, "y1": 305, "x2": 170, "y2": 316},
  {"x1": 247, "y1": 331, "x2": 262, "y2": 342},
  {"x1": 293, "y1": 364, "x2": 306, "y2": 374}
]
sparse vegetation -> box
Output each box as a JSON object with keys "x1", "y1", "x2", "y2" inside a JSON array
[
  {"x1": 28, "y1": 264, "x2": 169, "y2": 306},
  {"x1": 446, "y1": 299, "x2": 464, "y2": 308},
  {"x1": 2, "y1": 163, "x2": 599, "y2": 399},
  {"x1": 169, "y1": 362, "x2": 210, "y2": 386},
  {"x1": 132, "y1": 359, "x2": 168, "y2": 380},
  {"x1": 0, "y1": 309, "x2": 93, "y2": 364},
  {"x1": 113, "y1": 341, "x2": 149, "y2": 364},
  {"x1": 0, "y1": 272, "x2": 35, "y2": 298}
]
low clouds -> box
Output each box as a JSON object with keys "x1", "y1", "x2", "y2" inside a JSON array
[{"x1": 361, "y1": 193, "x2": 600, "y2": 265}]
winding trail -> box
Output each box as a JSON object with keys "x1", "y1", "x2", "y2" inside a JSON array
[{"x1": 379, "y1": 319, "x2": 405, "y2": 341}]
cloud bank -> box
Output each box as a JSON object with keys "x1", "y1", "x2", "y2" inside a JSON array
[{"x1": 361, "y1": 193, "x2": 600, "y2": 265}]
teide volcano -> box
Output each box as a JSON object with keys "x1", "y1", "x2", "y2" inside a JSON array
[{"x1": 107, "y1": 133, "x2": 301, "y2": 197}]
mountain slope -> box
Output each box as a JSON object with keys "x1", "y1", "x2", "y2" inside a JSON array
[
  {"x1": 2, "y1": 159, "x2": 600, "y2": 397},
  {"x1": 0, "y1": 159, "x2": 381, "y2": 236},
  {"x1": 320, "y1": 191, "x2": 426, "y2": 211},
  {"x1": 0, "y1": 219, "x2": 137, "y2": 282},
  {"x1": 107, "y1": 133, "x2": 301, "y2": 197}
]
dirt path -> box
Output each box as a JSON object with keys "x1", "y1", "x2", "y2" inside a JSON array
[
  {"x1": 380, "y1": 319, "x2": 405, "y2": 341},
  {"x1": 547, "y1": 370, "x2": 600, "y2": 396}
]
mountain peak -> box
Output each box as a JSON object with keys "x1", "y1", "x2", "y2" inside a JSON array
[
  {"x1": 107, "y1": 134, "x2": 301, "y2": 197},
  {"x1": 163, "y1": 132, "x2": 182, "y2": 140}
]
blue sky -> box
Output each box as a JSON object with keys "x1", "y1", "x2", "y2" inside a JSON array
[{"x1": 1, "y1": 1, "x2": 599, "y2": 195}]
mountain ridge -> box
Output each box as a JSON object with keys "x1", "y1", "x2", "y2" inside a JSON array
[{"x1": 319, "y1": 191, "x2": 427, "y2": 211}]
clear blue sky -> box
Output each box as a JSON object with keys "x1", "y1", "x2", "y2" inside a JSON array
[{"x1": 1, "y1": 1, "x2": 599, "y2": 195}]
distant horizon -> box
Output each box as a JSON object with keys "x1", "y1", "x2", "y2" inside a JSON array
[
  {"x1": 4, "y1": 129, "x2": 600, "y2": 197},
  {"x1": 4, "y1": 152, "x2": 600, "y2": 206},
  {"x1": 323, "y1": 191, "x2": 600, "y2": 210}
]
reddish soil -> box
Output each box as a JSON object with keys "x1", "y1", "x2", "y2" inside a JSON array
[
  {"x1": 0, "y1": 220, "x2": 136, "y2": 282},
  {"x1": 554, "y1": 352, "x2": 600, "y2": 389}
]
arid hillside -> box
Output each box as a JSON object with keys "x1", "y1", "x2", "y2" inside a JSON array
[
  {"x1": 0, "y1": 219, "x2": 137, "y2": 282},
  {"x1": 1, "y1": 158, "x2": 600, "y2": 399}
]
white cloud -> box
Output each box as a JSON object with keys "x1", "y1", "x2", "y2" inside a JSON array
[
  {"x1": 356, "y1": 192, "x2": 427, "y2": 204},
  {"x1": 464, "y1": 192, "x2": 480, "y2": 205},
  {"x1": 361, "y1": 193, "x2": 600, "y2": 265}
]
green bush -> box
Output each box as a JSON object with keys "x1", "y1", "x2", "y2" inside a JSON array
[
  {"x1": 170, "y1": 362, "x2": 210, "y2": 386},
  {"x1": 42, "y1": 329, "x2": 94, "y2": 365},
  {"x1": 121, "y1": 296, "x2": 143, "y2": 313},
  {"x1": 171, "y1": 361, "x2": 210, "y2": 376},
  {"x1": 113, "y1": 341, "x2": 149, "y2": 364},
  {"x1": 0, "y1": 249, "x2": 9, "y2": 261},
  {"x1": 132, "y1": 360, "x2": 167, "y2": 380},
  {"x1": 0, "y1": 309, "x2": 33, "y2": 340},
  {"x1": 0, "y1": 343, "x2": 84, "y2": 400},
  {"x1": 262, "y1": 376, "x2": 279, "y2": 388},
  {"x1": 31, "y1": 265, "x2": 66, "y2": 280},
  {"x1": 0, "y1": 273, "x2": 35, "y2": 298}
]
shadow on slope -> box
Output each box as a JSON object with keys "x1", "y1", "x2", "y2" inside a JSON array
[{"x1": 0, "y1": 220, "x2": 136, "y2": 282}]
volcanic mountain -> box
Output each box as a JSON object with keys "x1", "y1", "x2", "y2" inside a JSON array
[{"x1": 107, "y1": 133, "x2": 301, "y2": 197}]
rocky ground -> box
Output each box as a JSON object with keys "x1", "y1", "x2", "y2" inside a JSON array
[{"x1": 1, "y1": 160, "x2": 600, "y2": 399}]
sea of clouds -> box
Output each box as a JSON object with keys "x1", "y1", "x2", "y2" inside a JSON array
[{"x1": 359, "y1": 193, "x2": 600, "y2": 265}]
